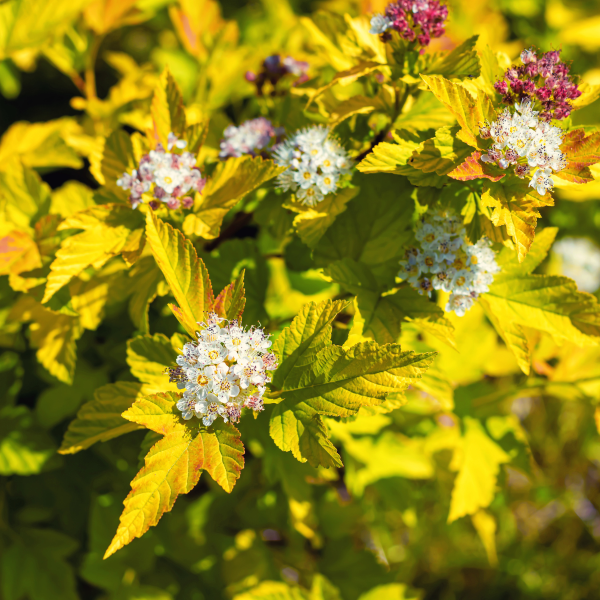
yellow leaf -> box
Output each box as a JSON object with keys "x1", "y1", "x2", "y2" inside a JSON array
[
  {"x1": 83, "y1": 0, "x2": 140, "y2": 35},
  {"x1": 42, "y1": 225, "x2": 131, "y2": 303},
  {"x1": 69, "y1": 277, "x2": 112, "y2": 330},
  {"x1": 105, "y1": 406, "x2": 244, "y2": 557},
  {"x1": 145, "y1": 210, "x2": 214, "y2": 337},
  {"x1": 0, "y1": 229, "x2": 41, "y2": 275},
  {"x1": 59, "y1": 382, "x2": 145, "y2": 454},
  {"x1": 481, "y1": 179, "x2": 553, "y2": 262},
  {"x1": 150, "y1": 68, "x2": 187, "y2": 146},
  {"x1": 0, "y1": 119, "x2": 83, "y2": 171},
  {"x1": 10, "y1": 296, "x2": 82, "y2": 384},
  {"x1": 471, "y1": 510, "x2": 498, "y2": 567},
  {"x1": 448, "y1": 418, "x2": 510, "y2": 522},
  {"x1": 0, "y1": 0, "x2": 94, "y2": 59},
  {"x1": 126, "y1": 334, "x2": 179, "y2": 393},
  {"x1": 50, "y1": 182, "x2": 95, "y2": 219},
  {"x1": 290, "y1": 187, "x2": 358, "y2": 249},
  {"x1": 183, "y1": 156, "x2": 284, "y2": 240},
  {"x1": 420, "y1": 75, "x2": 496, "y2": 148}
]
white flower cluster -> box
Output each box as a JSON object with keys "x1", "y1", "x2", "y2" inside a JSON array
[
  {"x1": 219, "y1": 117, "x2": 280, "y2": 159},
  {"x1": 479, "y1": 100, "x2": 566, "y2": 196},
  {"x1": 369, "y1": 14, "x2": 392, "y2": 34},
  {"x1": 168, "y1": 313, "x2": 278, "y2": 426},
  {"x1": 117, "y1": 132, "x2": 205, "y2": 210},
  {"x1": 398, "y1": 209, "x2": 501, "y2": 316},
  {"x1": 273, "y1": 126, "x2": 352, "y2": 206},
  {"x1": 553, "y1": 237, "x2": 600, "y2": 293}
]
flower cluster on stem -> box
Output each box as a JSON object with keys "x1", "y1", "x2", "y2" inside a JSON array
[
  {"x1": 246, "y1": 55, "x2": 309, "y2": 96},
  {"x1": 370, "y1": 1, "x2": 448, "y2": 50},
  {"x1": 116, "y1": 133, "x2": 205, "y2": 210},
  {"x1": 273, "y1": 126, "x2": 352, "y2": 206},
  {"x1": 168, "y1": 313, "x2": 278, "y2": 426},
  {"x1": 479, "y1": 99, "x2": 566, "y2": 195},
  {"x1": 494, "y1": 48, "x2": 581, "y2": 121},
  {"x1": 398, "y1": 209, "x2": 500, "y2": 316},
  {"x1": 219, "y1": 118, "x2": 283, "y2": 159}
]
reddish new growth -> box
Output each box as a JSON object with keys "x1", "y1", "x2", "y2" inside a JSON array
[
  {"x1": 246, "y1": 55, "x2": 309, "y2": 96},
  {"x1": 494, "y1": 48, "x2": 582, "y2": 121},
  {"x1": 371, "y1": 1, "x2": 448, "y2": 50}
]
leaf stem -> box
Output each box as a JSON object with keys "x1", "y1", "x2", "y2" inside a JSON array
[{"x1": 85, "y1": 34, "x2": 104, "y2": 100}]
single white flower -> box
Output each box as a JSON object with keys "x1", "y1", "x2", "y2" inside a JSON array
[{"x1": 369, "y1": 14, "x2": 392, "y2": 34}]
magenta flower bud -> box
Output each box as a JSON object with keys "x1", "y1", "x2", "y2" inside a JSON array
[
  {"x1": 479, "y1": 125, "x2": 491, "y2": 139},
  {"x1": 523, "y1": 80, "x2": 536, "y2": 93},
  {"x1": 536, "y1": 87, "x2": 552, "y2": 101},
  {"x1": 514, "y1": 164, "x2": 531, "y2": 178},
  {"x1": 181, "y1": 196, "x2": 194, "y2": 209},
  {"x1": 506, "y1": 68, "x2": 519, "y2": 81},
  {"x1": 546, "y1": 50, "x2": 561, "y2": 64},
  {"x1": 505, "y1": 148, "x2": 518, "y2": 163},
  {"x1": 525, "y1": 63, "x2": 538, "y2": 77},
  {"x1": 510, "y1": 80, "x2": 524, "y2": 93},
  {"x1": 148, "y1": 201, "x2": 161, "y2": 210},
  {"x1": 167, "y1": 197, "x2": 181, "y2": 210},
  {"x1": 494, "y1": 80, "x2": 509, "y2": 95}
]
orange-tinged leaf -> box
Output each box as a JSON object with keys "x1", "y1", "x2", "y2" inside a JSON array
[
  {"x1": 145, "y1": 210, "x2": 214, "y2": 337},
  {"x1": 84, "y1": 0, "x2": 140, "y2": 35},
  {"x1": 103, "y1": 431, "x2": 205, "y2": 558},
  {"x1": 212, "y1": 270, "x2": 246, "y2": 321},
  {"x1": 481, "y1": 180, "x2": 553, "y2": 262},
  {"x1": 447, "y1": 151, "x2": 505, "y2": 182},
  {"x1": 105, "y1": 420, "x2": 244, "y2": 557},
  {"x1": 555, "y1": 129, "x2": 600, "y2": 184},
  {"x1": 150, "y1": 69, "x2": 187, "y2": 146},
  {"x1": 122, "y1": 393, "x2": 245, "y2": 491},
  {"x1": 420, "y1": 75, "x2": 496, "y2": 148},
  {"x1": 595, "y1": 406, "x2": 600, "y2": 434},
  {"x1": 0, "y1": 230, "x2": 41, "y2": 275}
]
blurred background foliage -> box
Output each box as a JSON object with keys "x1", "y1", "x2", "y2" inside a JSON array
[{"x1": 1, "y1": 1, "x2": 600, "y2": 599}]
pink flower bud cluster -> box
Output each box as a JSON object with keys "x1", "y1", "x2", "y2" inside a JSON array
[
  {"x1": 245, "y1": 55, "x2": 309, "y2": 97},
  {"x1": 219, "y1": 118, "x2": 283, "y2": 159},
  {"x1": 494, "y1": 48, "x2": 581, "y2": 121},
  {"x1": 116, "y1": 133, "x2": 206, "y2": 210},
  {"x1": 370, "y1": 1, "x2": 448, "y2": 50}
]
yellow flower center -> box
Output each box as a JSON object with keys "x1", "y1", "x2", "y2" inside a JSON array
[
  {"x1": 232, "y1": 339, "x2": 241, "y2": 346},
  {"x1": 323, "y1": 160, "x2": 331, "y2": 167},
  {"x1": 425, "y1": 257, "x2": 434, "y2": 267},
  {"x1": 208, "y1": 350, "x2": 219, "y2": 360},
  {"x1": 197, "y1": 374, "x2": 209, "y2": 386},
  {"x1": 470, "y1": 256, "x2": 478, "y2": 265},
  {"x1": 425, "y1": 234, "x2": 435, "y2": 242},
  {"x1": 303, "y1": 172, "x2": 312, "y2": 179},
  {"x1": 164, "y1": 176, "x2": 172, "y2": 184},
  {"x1": 324, "y1": 177, "x2": 331, "y2": 185},
  {"x1": 457, "y1": 276, "x2": 466, "y2": 286}
]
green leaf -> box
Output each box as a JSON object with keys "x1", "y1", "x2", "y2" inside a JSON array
[
  {"x1": 233, "y1": 581, "x2": 308, "y2": 600},
  {"x1": 126, "y1": 334, "x2": 179, "y2": 393},
  {"x1": 288, "y1": 187, "x2": 359, "y2": 249},
  {"x1": 307, "y1": 61, "x2": 382, "y2": 106},
  {"x1": 393, "y1": 93, "x2": 456, "y2": 133},
  {"x1": 270, "y1": 300, "x2": 435, "y2": 468},
  {"x1": 448, "y1": 418, "x2": 510, "y2": 522},
  {"x1": 183, "y1": 156, "x2": 284, "y2": 239},
  {"x1": 151, "y1": 68, "x2": 187, "y2": 146},
  {"x1": 1, "y1": 528, "x2": 79, "y2": 600},
  {"x1": 202, "y1": 238, "x2": 269, "y2": 326},
  {"x1": 313, "y1": 175, "x2": 413, "y2": 284},
  {"x1": 0, "y1": 406, "x2": 56, "y2": 475},
  {"x1": 426, "y1": 36, "x2": 481, "y2": 79},
  {"x1": 409, "y1": 126, "x2": 473, "y2": 176},
  {"x1": 358, "y1": 584, "x2": 419, "y2": 600},
  {"x1": 427, "y1": 35, "x2": 481, "y2": 79},
  {"x1": 145, "y1": 210, "x2": 214, "y2": 337},
  {"x1": 127, "y1": 256, "x2": 166, "y2": 333},
  {"x1": 59, "y1": 382, "x2": 145, "y2": 455},
  {"x1": 420, "y1": 75, "x2": 496, "y2": 148},
  {"x1": 324, "y1": 258, "x2": 454, "y2": 347}
]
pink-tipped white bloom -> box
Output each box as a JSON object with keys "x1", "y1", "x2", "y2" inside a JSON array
[
  {"x1": 168, "y1": 313, "x2": 278, "y2": 426},
  {"x1": 479, "y1": 99, "x2": 566, "y2": 195},
  {"x1": 399, "y1": 208, "x2": 500, "y2": 316},
  {"x1": 116, "y1": 132, "x2": 205, "y2": 210},
  {"x1": 219, "y1": 118, "x2": 281, "y2": 158},
  {"x1": 273, "y1": 126, "x2": 352, "y2": 206}
]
